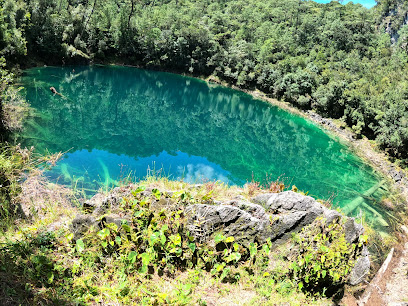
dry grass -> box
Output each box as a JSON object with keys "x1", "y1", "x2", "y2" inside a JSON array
[
  {"x1": 17, "y1": 169, "x2": 80, "y2": 231},
  {"x1": 2, "y1": 104, "x2": 28, "y2": 131},
  {"x1": 2, "y1": 84, "x2": 29, "y2": 131}
]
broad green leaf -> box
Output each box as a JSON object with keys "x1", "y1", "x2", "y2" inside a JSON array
[
  {"x1": 249, "y1": 242, "x2": 257, "y2": 257},
  {"x1": 214, "y1": 233, "x2": 225, "y2": 244},
  {"x1": 181, "y1": 284, "x2": 192, "y2": 296},
  {"x1": 132, "y1": 186, "x2": 146, "y2": 196},
  {"x1": 140, "y1": 252, "x2": 151, "y2": 266},
  {"x1": 47, "y1": 272, "x2": 54, "y2": 284},
  {"x1": 122, "y1": 224, "x2": 131, "y2": 232},
  {"x1": 226, "y1": 252, "x2": 241, "y2": 263},
  {"x1": 128, "y1": 251, "x2": 137, "y2": 263},
  {"x1": 225, "y1": 236, "x2": 235, "y2": 243},
  {"x1": 150, "y1": 232, "x2": 160, "y2": 245},
  {"x1": 172, "y1": 233, "x2": 182, "y2": 246},
  {"x1": 152, "y1": 188, "x2": 161, "y2": 200},
  {"x1": 175, "y1": 247, "x2": 183, "y2": 256},
  {"x1": 160, "y1": 233, "x2": 166, "y2": 245},
  {"x1": 107, "y1": 223, "x2": 118, "y2": 232},
  {"x1": 76, "y1": 239, "x2": 85, "y2": 253},
  {"x1": 140, "y1": 265, "x2": 148, "y2": 273},
  {"x1": 216, "y1": 263, "x2": 224, "y2": 272},
  {"x1": 188, "y1": 242, "x2": 196, "y2": 252},
  {"x1": 262, "y1": 244, "x2": 270, "y2": 255},
  {"x1": 97, "y1": 228, "x2": 110, "y2": 240}
]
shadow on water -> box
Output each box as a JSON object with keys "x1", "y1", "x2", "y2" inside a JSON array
[{"x1": 16, "y1": 65, "x2": 391, "y2": 231}]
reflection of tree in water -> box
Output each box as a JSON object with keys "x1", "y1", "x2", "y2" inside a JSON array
[{"x1": 18, "y1": 66, "x2": 385, "y2": 209}]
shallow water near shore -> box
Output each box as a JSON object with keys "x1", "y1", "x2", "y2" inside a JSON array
[{"x1": 17, "y1": 65, "x2": 390, "y2": 230}]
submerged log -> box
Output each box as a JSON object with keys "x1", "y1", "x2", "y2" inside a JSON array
[
  {"x1": 361, "y1": 203, "x2": 389, "y2": 227},
  {"x1": 342, "y1": 180, "x2": 385, "y2": 215}
]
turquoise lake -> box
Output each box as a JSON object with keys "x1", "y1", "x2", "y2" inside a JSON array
[{"x1": 17, "y1": 65, "x2": 389, "y2": 230}]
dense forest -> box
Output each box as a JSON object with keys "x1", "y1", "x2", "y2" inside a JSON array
[
  {"x1": 1, "y1": 0, "x2": 408, "y2": 162},
  {"x1": 1, "y1": 0, "x2": 408, "y2": 163}
]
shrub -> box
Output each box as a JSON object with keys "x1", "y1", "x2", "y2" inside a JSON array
[{"x1": 290, "y1": 216, "x2": 365, "y2": 296}]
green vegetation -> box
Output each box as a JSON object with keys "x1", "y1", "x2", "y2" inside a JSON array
[
  {"x1": 0, "y1": 145, "x2": 28, "y2": 226},
  {"x1": 0, "y1": 58, "x2": 31, "y2": 227},
  {"x1": 291, "y1": 217, "x2": 365, "y2": 295},
  {"x1": 0, "y1": 52, "x2": 31, "y2": 226},
  {"x1": 2, "y1": 0, "x2": 408, "y2": 162},
  {"x1": 1, "y1": 180, "x2": 363, "y2": 305}
]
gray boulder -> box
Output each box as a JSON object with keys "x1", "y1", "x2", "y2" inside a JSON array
[
  {"x1": 70, "y1": 188, "x2": 370, "y2": 285},
  {"x1": 349, "y1": 245, "x2": 370, "y2": 285},
  {"x1": 186, "y1": 191, "x2": 370, "y2": 285},
  {"x1": 258, "y1": 191, "x2": 320, "y2": 213},
  {"x1": 344, "y1": 217, "x2": 364, "y2": 244},
  {"x1": 185, "y1": 203, "x2": 269, "y2": 246},
  {"x1": 250, "y1": 191, "x2": 325, "y2": 241},
  {"x1": 70, "y1": 215, "x2": 96, "y2": 240},
  {"x1": 185, "y1": 192, "x2": 328, "y2": 245}
]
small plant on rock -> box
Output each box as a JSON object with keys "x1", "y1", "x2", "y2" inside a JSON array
[{"x1": 290, "y1": 216, "x2": 362, "y2": 297}]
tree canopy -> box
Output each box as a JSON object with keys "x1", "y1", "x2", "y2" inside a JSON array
[{"x1": 1, "y1": 0, "x2": 408, "y2": 162}]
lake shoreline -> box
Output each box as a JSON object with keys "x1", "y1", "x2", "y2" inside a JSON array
[
  {"x1": 96, "y1": 60, "x2": 408, "y2": 205},
  {"x1": 20, "y1": 61, "x2": 408, "y2": 203}
]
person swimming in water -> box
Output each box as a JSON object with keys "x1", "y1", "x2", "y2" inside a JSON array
[{"x1": 50, "y1": 86, "x2": 62, "y2": 96}]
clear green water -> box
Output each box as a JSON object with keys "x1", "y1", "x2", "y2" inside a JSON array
[{"x1": 17, "y1": 65, "x2": 389, "y2": 229}]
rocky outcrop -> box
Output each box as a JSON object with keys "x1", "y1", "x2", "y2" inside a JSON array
[
  {"x1": 70, "y1": 184, "x2": 136, "y2": 239},
  {"x1": 350, "y1": 245, "x2": 371, "y2": 286},
  {"x1": 70, "y1": 187, "x2": 370, "y2": 285},
  {"x1": 252, "y1": 191, "x2": 325, "y2": 241},
  {"x1": 185, "y1": 202, "x2": 269, "y2": 245},
  {"x1": 70, "y1": 184, "x2": 174, "y2": 239}
]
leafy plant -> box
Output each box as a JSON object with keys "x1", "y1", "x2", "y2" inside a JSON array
[
  {"x1": 73, "y1": 186, "x2": 265, "y2": 281},
  {"x1": 291, "y1": 217, "x2": 361, "y2": 296}
]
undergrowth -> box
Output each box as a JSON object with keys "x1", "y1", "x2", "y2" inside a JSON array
[
  {"x1": 0, "y1": 145, "x2": 34, "y2": 228},
  {"x1": 0, "y1": 180, "x2": 369, "y2": 305}
]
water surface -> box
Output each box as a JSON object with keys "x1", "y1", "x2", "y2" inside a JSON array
[{"x1": 17, "y1": 65, "x2": 389, "y2": 229}]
